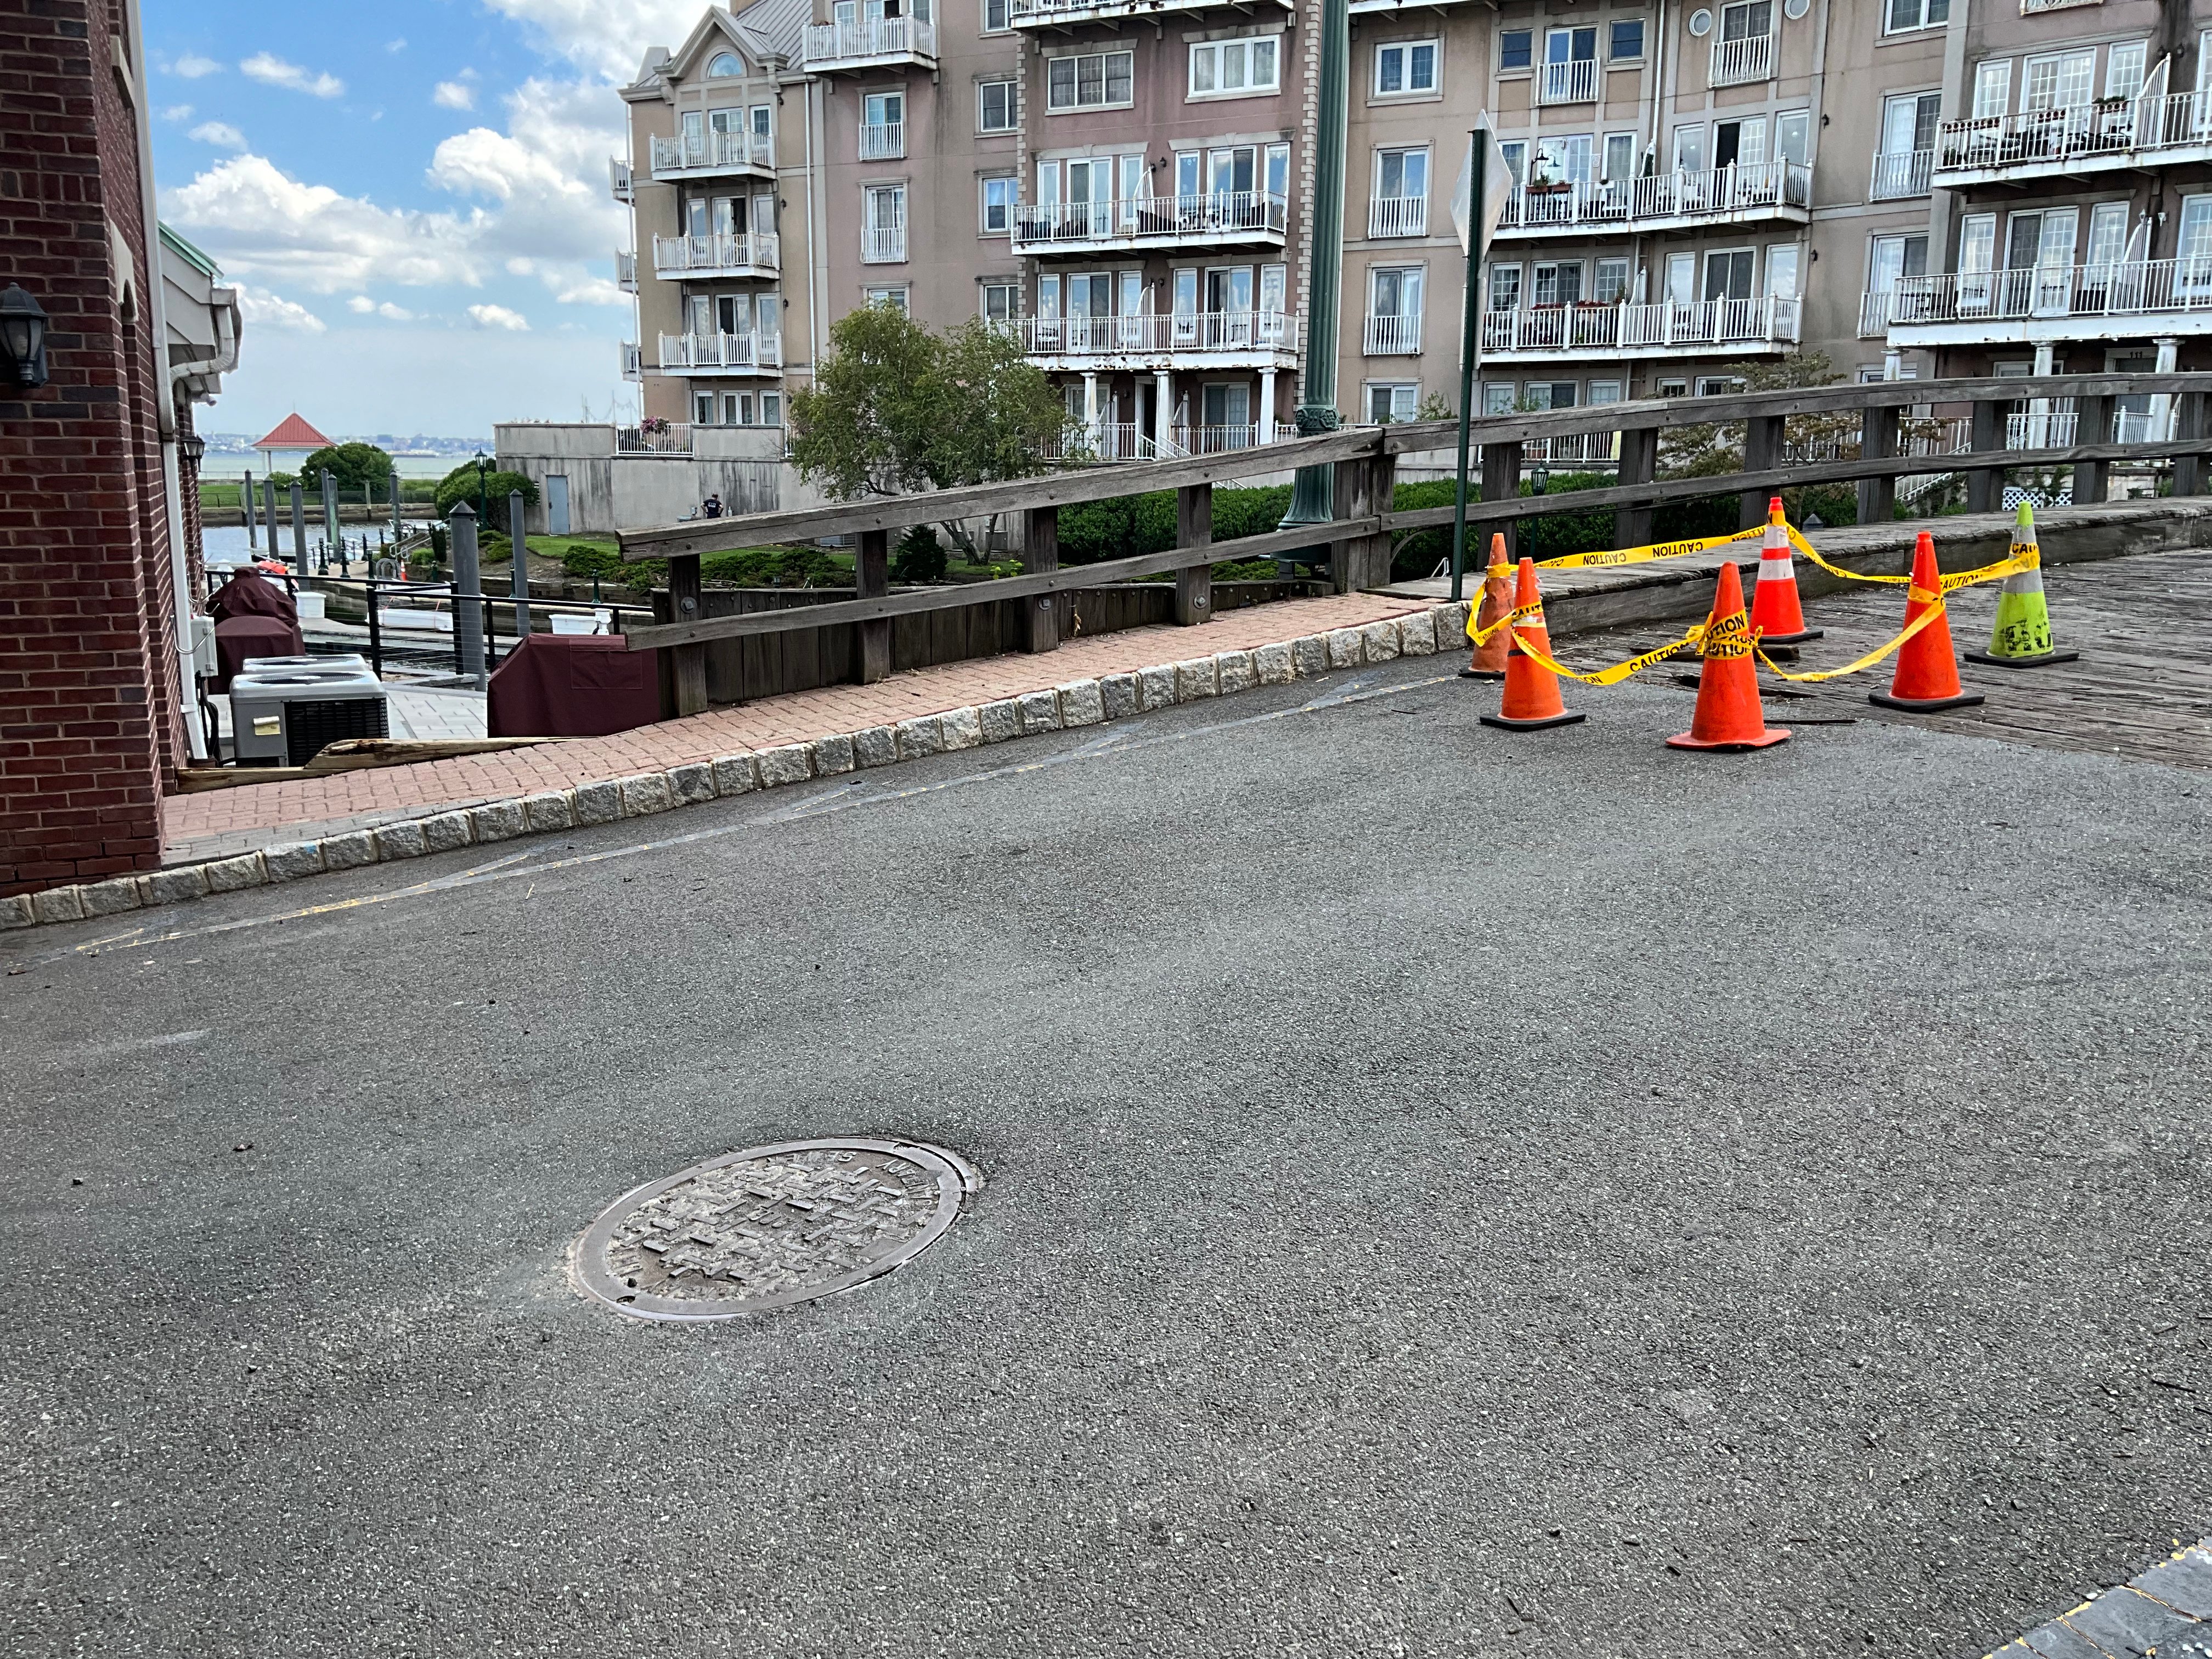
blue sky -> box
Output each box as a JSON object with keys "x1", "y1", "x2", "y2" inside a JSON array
[{"x1": 145, "y1": 0, "x2": 709, "y2": 437}]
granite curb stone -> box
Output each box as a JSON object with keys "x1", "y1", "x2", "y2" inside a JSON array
[
  {"x1": 422, "y1": 812, "x2": 476, "y2": 854},
  {"x1": 473, "y1": 800, "x2": 528, "y2": 843},
  {"x1": 572, "y1": 779, "x2": 623, "y2": 825}
]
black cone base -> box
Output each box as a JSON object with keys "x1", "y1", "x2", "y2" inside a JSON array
[
  {"x1": 1458, "y1": 667, "x2": 1506, "y2": 681},
  {"x1": 1480, "y1": 710, "x2": 1587, "y2": 731},
  {"x1": 1869, "y1": 690, "x2": 1985, "y2": 712},
  {"x1": 1963, "y1": 648, "x2": 2079, "y2": 669},
  {"x1": 1757, "y1": 628, "x2": 1824, "y2": 646}
]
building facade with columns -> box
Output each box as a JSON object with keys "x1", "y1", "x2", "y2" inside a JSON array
[{"x1": 612, "y1": 0, "x2": 2207, "y2": 465}]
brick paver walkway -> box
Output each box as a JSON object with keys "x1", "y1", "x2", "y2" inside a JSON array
[{"x1": 164, "y1": 590, "x2": 1426, "y2": 864}]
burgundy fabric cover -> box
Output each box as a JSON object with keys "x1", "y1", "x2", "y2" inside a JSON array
[
  {"x1": 205, "y1": 569, "x2": 306, "y2": 692},
  {"x1": 488, "y1": 633, "x2": 663, "y2": 738}
]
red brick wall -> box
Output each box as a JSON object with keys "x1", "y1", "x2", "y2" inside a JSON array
[{"x1": 0, "y1": 0, "x2": 184, "y2": 894}]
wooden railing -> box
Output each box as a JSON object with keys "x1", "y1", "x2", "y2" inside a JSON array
[{"x1": 618, "y1": 372, "x2": 2212, "y2": 715}]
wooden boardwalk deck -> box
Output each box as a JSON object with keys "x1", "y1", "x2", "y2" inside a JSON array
[{"x1": 1582, "y1": 548, "x2": 2212, "y2": 773}]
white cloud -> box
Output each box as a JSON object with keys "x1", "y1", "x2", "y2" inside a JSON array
[
  {"x1": 240, "y1": 53, "x2": 345, "y2": 99},
  {"x1": 475, "y1": 0, "x2": 705, "y2": 79},
  {"x1": 347, "y1": 296, "x2": 416, "y2": 320},
  {"x1": 171, "y1": 53, "x2": 222, "y2": 78},
  {"x1": 188, "y1": 121, "x2": 247, "y2": 151},
  {"x1": 163, "y1": 154, "x2": 486, "y2": 292},
  {"x1": 433, "y1": 80, "x2": 476, "y2": 111},
  {"x1": 233, "y1": 285, "x2": 326, "y2": 334},
  {"x1": 554, "y1": 275, "x2": 628, "y2": 307},
  {"x1": 467, "y1": 303, "x2": 531, "y2": 331},
  {"x1": 386, "y1": 38, "x2": 408, "y2": 52}
]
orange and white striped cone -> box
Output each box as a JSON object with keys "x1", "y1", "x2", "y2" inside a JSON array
[{"x1": 1746, "y1": 495, "x2": 1821, "y2": 646}]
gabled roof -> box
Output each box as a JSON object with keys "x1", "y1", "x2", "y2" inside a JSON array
[
  {"x1": 731, "y1": 0, "x2": 806, "y2": 67},
  {"x1": 649, "y1": 0, "x2": 804, "y2": 86},
  {"x1": 253, "y1": 413, "x2": 334, "y2": 451}
]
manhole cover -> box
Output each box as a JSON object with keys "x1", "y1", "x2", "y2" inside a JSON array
[{"x1": 574, "y1": 1137, "x2": 975, "y2": 1322}]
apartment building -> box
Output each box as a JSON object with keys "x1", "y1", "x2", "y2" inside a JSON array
[{"x1": 611, "y1": 0, "x2": 2210, "y2": 470}]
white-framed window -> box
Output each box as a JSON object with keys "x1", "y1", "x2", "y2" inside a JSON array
[
  {"x1": 980, "y1": 280, "x2": 1019, "y2": 322},
  {"x1": 1594, "y1": 257, "x2": 1630, "y2": 303},
  {"x1": 1703, "y1": 247, "x2": 1754, "y2": 301},
  {"x1": 1498, "y1": 29, "x2": 1532, "y2": 72},
  {"x1": 1868, "y1": 233, "x2": 1927, "y2": 294},
  {"x1": 1609, "y1": 19, "x2": 1644, "y2": 60},
  {"x1": 865, "y1": 284, "x2": 910, "y2": 312},
  {"x1": 863, "y1": 183, "x2": 907, "y2": 261},
  {"x1": 1657, "y1": 379, "x2": 1689, "y2": 397},
  {"x1": 1482, "y1": 382, "x2": 1516, "y2": 416},
  {"x1": 1672, "y1": 125, "x2": 1706, "y2": 173},
  {"x1": 2022, "y1": 50, "x2": 2094, "y2": 115},
  {"x1": 2104, "y1": 41, "x2": 2147, "y2": 103},
  {"x1": 2085, "y1": 200, "x2": 2129, "y2": 275},
  {"x1": 1765, "y1": 242, "x2": 1801, "y2": 300},
  {"x1": 1883, "y1": 0, "x2": 1947, "y2": 35},
  {"x1": 1190, "y1": 37, "x2": 1279, "y2": 98},
  {"x1": 979, "y1": 77, "x2": 1017, "y2": 132},
  {"x1": 1532, "y1": 259, "x2": 1584, "y2": 306},
  {"x1": 706, "y1": 51, "x2": 743, "y2": 77},
  {"x1": 1374, "y1": 38, "x2": 1437, "y2": 95},
  {"x1": 980, "y1": 174, "x2": 1015, "y2": 234},
  {"x1": 1497, "y1": 139, "x2": 1527, "y2": 185},
  {"x1": 1375, "y1": 146, "x2": 1427, "y2": 201},
  {"x1": 1488, "y1": 261, "x2": 1522, "y2": 311},
  {"x1": 1973, "y1": 60, "x2": 2012, "y2": 120},
  {"x1": 1882, "y1": 92, "x2": 1939, "y2": 157},
  {"x1": 1776, "y1": 109, "x2": 1809, "y2": 166},
  {"x1": 1719, "y1": 1, "x2": 1770, "y2": 47},
  {"x1": 1369, "y1": 265, "x2": 1423, "y2": 318},
  {"x1": 1520, "y1": 381, "x2": 1577, "y2": 411},
  {"x1": 693, "y1": 391, "x2": 715, "y2": 422},
  {"x1": 1696, "y1": 375, "x2": 1744, "y2": 398},
  {"x1": 982, "y1": 0, "x2": 1011, "y2": 31},
  {"x1": 761, "y1": 391, "x2": 782, "y2": 426},
  {"x1": 1587, "y1": 380, "x2": 1622, "y2": 405},
  {"x1": 1048, "y1": 49, "x2": 1134, "y2": 111},
  {"x1": 1365, "y1": 382, "x2": 1420, "y2": 422},
  {"x1": 1602, "y1": 132, "x2": 1637, "y2": 181}
]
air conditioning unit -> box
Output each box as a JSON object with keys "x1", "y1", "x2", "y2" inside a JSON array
[{"x1": 229, "y1": 654, "x2": 390, "y2": 766}]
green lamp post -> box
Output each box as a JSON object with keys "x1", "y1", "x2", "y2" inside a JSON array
[{"x1": 1277, "y1": 0, "x2": 1350, "y2": 535}]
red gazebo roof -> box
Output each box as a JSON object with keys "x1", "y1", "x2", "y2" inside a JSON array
[{"x1": 252, "y1": 413, "x2": 333, "y2": 451}]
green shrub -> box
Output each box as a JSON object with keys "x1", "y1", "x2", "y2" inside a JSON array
[
  {"x1": 300, "y1": 441, "x2": 395, "y2": 491},
  {"x1": 435, "y1": 463, "x2": 539, "y2": 521},
  {"x1": 891, "y1": 526, "x2": 949, "y2": 584}
]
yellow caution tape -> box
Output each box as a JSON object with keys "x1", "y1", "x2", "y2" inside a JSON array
[
  {"x1": 1503, "y1": 619, "x2": 1709, "y2": 687},
  {"x1": 1753, "y1": 598, "x2": 1953, "y2": 682},
  {"x1": 1534, "y1": 524, "x2": 1769, "y2": 572}
]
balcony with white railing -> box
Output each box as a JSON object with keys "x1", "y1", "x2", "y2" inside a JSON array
[
  {"x1": 1869, "y1": 148, "x2": 1933, "y2": 201},
  {"x1": 1494, "y1": 162, "x2": 1812, "y2": 240},
  {"x1": 1538, "y1": 57, "x2": 1598, "y2": 105},
  {"x1": 616, "y1": 251, "x2": 637, "y2": 294},
  {"x1": 1010, "y1": 0, "x2": 1290, "y2": 27},
  {"x1": 656, "y1": 330, "x2": 785, "y2": 374},
  {"x1": 859, "y1": 120, "x2": 905, "y2": 160},
  {"x1": 1934, "y1": 93, "x2": 2212, "y2": 187},
  {"x1": 862, "y1": 224, "x2": 907, "y2": 264},
  {"x1": 1708, "y1": 31, "x2": 1774, "y2": 88},
  {"x1": 1362, "y1": 314, "x2": 1422, "y2": 355},
  {"x1": 1018, "y1": 311, "x2": 1301, "y2": 368},
  {"x1": 610, "y1": 158, "x2": 634, "y2": 204},
  {"x1": 650, "y1": 232, "x2": 781, "y2": 279},
  {"x1": 1366, "y1": 194, "x2": 1428, "y2": 239},
  {"x1": 618, "y1": 422, "x2": 694, "y2": 455},
  {"x1": 800, "y1": 16, "x2": 937, "y2": 72},
  {"x1": 649, "y1": 127, "x2": 775, "y2": 180},
  {"x1": 1011, "y1": 191, "x2": 1290, "y2": 257},
  {"x1": 1859, "y1": 289, "x2": 1904, "y2": 337},
  {"x1": 1883, "y1": 257, "x2": 2212, "y2": 346},
  {"x1": 1482, "y1": 295, "x2": 1802, "y2": 359}
]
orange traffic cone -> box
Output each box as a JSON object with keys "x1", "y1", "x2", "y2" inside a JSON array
[
  {"x1": 1459, "y1": 533, "x2": 1513, "y2": 681},
  {"x1": 1747, "y1": 495, "x2": 1821, "y2": 645},
  {"x1": 1667, "y1": 561, "x2": 1788, "y2": 752},
  {"x1": 1480, "y1": 558, "x2": 1585, "y2": 732},
  {"x1": 1870, "y1": 532, "x2": 1984, "y2": 713}
]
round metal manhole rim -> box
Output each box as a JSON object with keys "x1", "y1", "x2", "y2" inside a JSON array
[{"x1": 574, "y1": 1136, "x2": 977, "y2": 1323}]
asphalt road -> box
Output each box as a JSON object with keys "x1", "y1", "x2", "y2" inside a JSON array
[{"x1": 4, "y1": 650, "x2": 2209, "y2": 1658}]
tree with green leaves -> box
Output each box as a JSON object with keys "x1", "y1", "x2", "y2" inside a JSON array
[
  {"x1": 434, "y1": 462, "x2": 538, "y2": 522},
  {"x1": 299, "y1": 441, "x2": 395, "y2": 490},
  {"x1": 787, "y1": 305, "x2": 1070, "y2": 558}
]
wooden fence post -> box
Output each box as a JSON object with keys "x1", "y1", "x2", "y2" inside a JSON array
[
  {"x1": 2173, "y1": 393, "x2": 2205, "y2": 498},
  {"x1": 1613, "y1": 425, "x2": 1656, "y2": 551},
  {"x1": 855, "y1": 529, "x2": 891, "y2": 682},
  {"x1": 1022, "y1": 506, "x2": 1059, "y2": 653},
  {"x1": 1967, "y1": 398, "x2": 2006, "y2": 515},
  {"x1": 1356, "y1": 450, "x2": 1398, "y2": 589},
  {"x1": 1480, "y1": 440, "x2": 1523, "y2": 561},
  {"x1": 1857, "y1": 404, "x2": 1899, "y2": 527},
  {"x1": 1741, "y1": 414, "x2": 1786, "y2": 528},
  {"x1": 2072, "y1": 394, "x2": 2113, "y2": 509},
  {"x1": 668, "y1": 553, "x2": 708, "y2": 715},
  {"x1": 1175, "y1": 482, "x2": 1211, "y2": 625}
]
